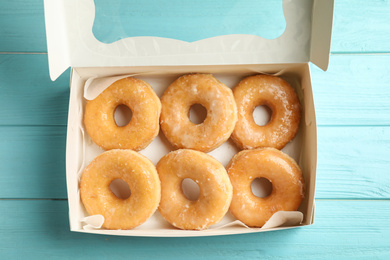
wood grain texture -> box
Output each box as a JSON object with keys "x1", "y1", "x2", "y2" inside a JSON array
[
  {"x1": 0, "y1": 0, "x2": 47, "y2": 52},
  {"x1": 0, "y1": 126, "x2": 67, "y2": 199},
  {"x1": 1, "y1": 54, "x2": 390, "y2": 127},
  {"x1": 1, "y1": 125, "x2": 389, "y2": 199},
  {"x1": 0, "y1": 200, "x2": 389, "y2": 259},
  {"x1": 92, "y1": 0, "x2": 286, "y2": 43},
  {"x1": 317, "y1": 126, "x2": 390, "y2": 199},
  {"x1": 332, "y1": 0, "x2": 390, "y2": 53},
  {"x1": 0, "y1": 54, "x2": 70, "y2": 126},
  {"x1": 311, "y1": 54, "x2": 390, "y2": 126}
]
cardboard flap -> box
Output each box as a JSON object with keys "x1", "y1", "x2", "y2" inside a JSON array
[
  {"x1": 310, "y1": 0, "x2": 334, "y2": 71},
  {"x1": 44, "y1": 0, "x2": 334, "y2": 81},
  {"x1": 44, "y1": 0, "x2": 71, "y2": 81}
]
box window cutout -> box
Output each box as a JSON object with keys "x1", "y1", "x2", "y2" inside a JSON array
[{"x1": 92, "y1": 0, "x2": 286, "y2": 43}]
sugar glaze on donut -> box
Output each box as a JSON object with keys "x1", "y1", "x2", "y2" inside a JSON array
[
  {"x1": 84, "y1": 77, "x2": 161, "y2": 151},
  {"x1": 157, "y1": 149, "x2": 233, "y2": 230},
  {"x1": 80, "y1": 149, "x2": 161, "y2": 230},
  {"x1": 160, "y1": 74, "x2": 237, "y2": 152},
  {"x1": 232, "y1": 75, "x2": 301, "y2": 150},
  {"x1": 227, "y1": 148, "x2": 304, "y2": 227}
]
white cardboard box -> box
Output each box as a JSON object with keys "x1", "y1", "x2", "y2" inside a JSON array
[{"x1": 44, "y1": 0, "x2": 333, "y2": 236}]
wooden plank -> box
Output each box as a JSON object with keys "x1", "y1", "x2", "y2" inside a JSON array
[
  {"x1": 92, "y1": 0, "x2": 285, "y2": 43},
  {"x1": 0, "y1": 54, "x2": 70, "y2": 126},
  {"x1": 1, "y1": 0, "x2": 390, "y2": 53},
  {"x1": 0, "y1": 0, "x2": 47, "y2": 52},
  {"x1": 317, "y1": 126, "x2": 390, "y2": 199},
  {"x1": 0, "y1": 126, "x2": 67, "y2": 199},
  {"x1": 1, "y1": 54, "x2": 390, "y2": 126},
  {"x1": 311, "y1": 54, "x2": 390, "y2": 126},
  {"x1": 1, "y1": 125, "x2": 389, "y2": 199},
  {"x1": 332, "y1": 0, "x2": 390, "y2": 53},
  {"x1": 0, "y1": 199, "x2": 389, "y2": 258}
]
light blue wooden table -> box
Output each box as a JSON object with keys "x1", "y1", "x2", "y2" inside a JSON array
[{"x1": 1, "y1": 0, "x2": 390, "y2": 258}]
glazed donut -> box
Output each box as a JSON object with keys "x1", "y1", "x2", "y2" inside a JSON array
[
  {"x1": 160, "y1": 74, "x2": 237, "y2": 152},
  {"x1": 227, "y1": 148, "x2": 304, "y2": 227},
  {"x1": 157, "y1": 149, "x2": 233, "y2": 230},
  {"x1": 84, "y1": 77, "x2": 161, "y2": 151},
  {"x1": 80, "y1": 149, "x2": 161, "y2": 230},
  {"x1": 231, "y1": 75, "x2": 301, "y2": 150}
]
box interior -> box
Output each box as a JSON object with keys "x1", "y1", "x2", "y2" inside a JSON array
[{"x1": 66, "y1": 63, "x2": 317, "y2": 237}]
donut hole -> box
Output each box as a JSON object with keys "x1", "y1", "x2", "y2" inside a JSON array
[
  {"x1": 253, "y1": 105, "x2": 272, "y2": 126},
  {"x1": 114, "y1": 104, "x2": 133, "y2": 127},
  {"x1": 181, "y1": 178, "x2": 200, "y2": 201},
  {"x1": 109, "y1": 179, "x2": 131, "y2": 199},
  {"x1": 251, "y1": 177, "x2": 273, "y2": 198},
  {"x1": 189, "y1": 104, "x2": 207, "y2": 124}
]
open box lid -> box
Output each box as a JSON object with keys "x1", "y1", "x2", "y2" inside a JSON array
[{"x1": 44, "y1": 0, "x2": 333, "y2": 81}]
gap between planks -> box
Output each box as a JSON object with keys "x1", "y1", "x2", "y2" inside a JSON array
[
  {"x1": 330, "y1": 52, "x2": 390, "y2": 55},
  {"x1": 0, "y1": 52, "x2": 48, "y2": 54}
]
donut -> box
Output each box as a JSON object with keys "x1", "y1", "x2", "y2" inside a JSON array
[
  {"x1": 160, "y1": 74, "x2": 237, "y2": 152},
  {"x1": 227, "y1": 148, "x2": 304, "y2": 227},
  {"x1": 231, "y1": 75, "x2": 301, "y2": 150},
  {"x1": 80, "y1": 149, "x2": 161, "y2": 230},
  {"x1": 157, "y1": 149, "x2": 233, "y2": 230},
  {"x1": 84, "y1": 77, "x2": 161, "y2": 151}
]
